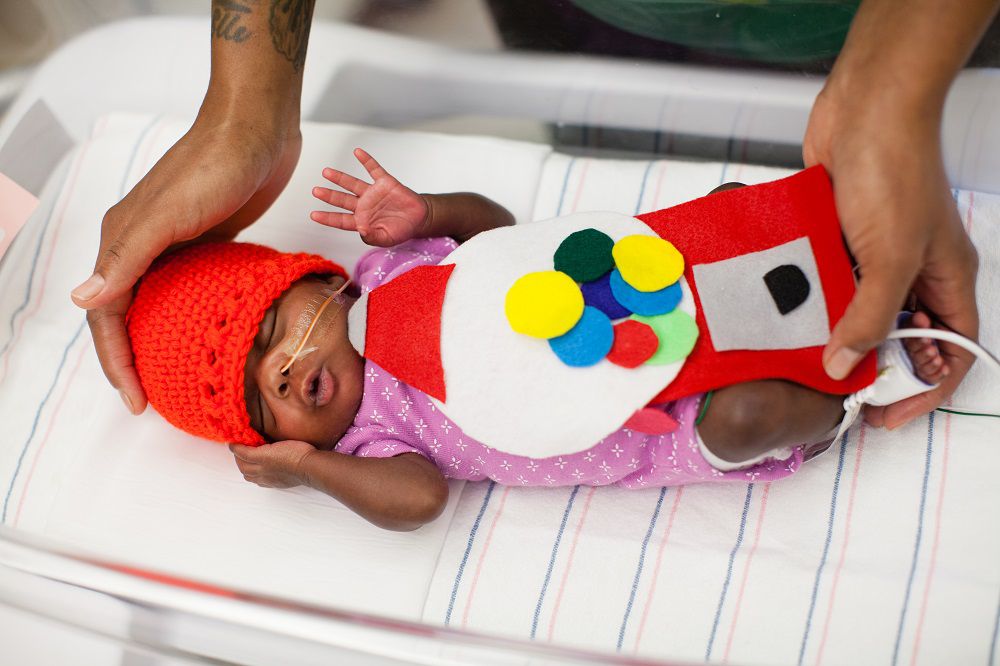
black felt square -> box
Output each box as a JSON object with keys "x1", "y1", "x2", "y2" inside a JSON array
[{"x1": 763, "y1": 264, "x2": 810, "y2": 315}]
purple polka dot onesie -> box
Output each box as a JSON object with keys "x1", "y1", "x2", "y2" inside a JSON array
[{"x1": 335, "y1": 238, "x2": 804, "y2": 487}]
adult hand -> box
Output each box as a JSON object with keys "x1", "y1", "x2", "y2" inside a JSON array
[
  {"x1": 229, "y1": 440, "x2": 318, "y2": 489},
  {"x1": 804, "y1": 83, "x2": 979, "y2": 429},
  {"x1": 72, "y1": 110, "x2": 302, "y2": 415}
]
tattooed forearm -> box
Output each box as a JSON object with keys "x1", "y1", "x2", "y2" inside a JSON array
[
  {"x1": 212, "y1": 0, "x2": 254, "y2": 43},
  {"x1": 269, "y1": 0, "x2": 315, "y2": 73}
]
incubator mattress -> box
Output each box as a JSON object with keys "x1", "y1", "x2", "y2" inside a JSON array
[{"x1": 1, "y1": 114, "x2": 997, "y2": 664}]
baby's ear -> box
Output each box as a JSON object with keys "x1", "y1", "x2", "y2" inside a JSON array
[{"x1": 708, "y1": 182, "x2": 747, "y2": 195}]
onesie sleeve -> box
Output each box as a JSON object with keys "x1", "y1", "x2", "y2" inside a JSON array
[
  {"x1": 353, "y1": 237, "x2": 459, "y2": 294},
  {"x1": 335, "y1": 423, "x2": 429, "y2": 461}
]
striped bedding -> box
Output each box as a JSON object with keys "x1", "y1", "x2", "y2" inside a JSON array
[
  {"x1": 1, "y1": 113, "x2": 997, "y2": 666},
  {"x1": 422, "y1": 154, "x2": 1000, "y2": 666}
]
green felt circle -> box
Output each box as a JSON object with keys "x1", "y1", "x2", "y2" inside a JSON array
[
  {"x1": 553, "y1": 228, "x2": 615, "y2": 282},
  {"x1": 631, "y1": 310, "x2": 699, "y2": 365}
]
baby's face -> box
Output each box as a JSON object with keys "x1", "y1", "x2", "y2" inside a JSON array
[{"x1": 244, "y1": 274, "x2": 364, "y2": 448}]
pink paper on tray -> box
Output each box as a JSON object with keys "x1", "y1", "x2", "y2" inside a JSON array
[{"x1": 0, "y1": 172, "x2": 39, "y2": 260}]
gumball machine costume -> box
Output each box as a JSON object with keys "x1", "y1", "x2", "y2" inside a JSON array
[{"x1": 348, "y1": 166, "x2": 876, "y2": 458}]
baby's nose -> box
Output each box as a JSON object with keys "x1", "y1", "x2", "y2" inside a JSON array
[{"x1": 276, "y1": 365, "x2": 291, "y2": 398}]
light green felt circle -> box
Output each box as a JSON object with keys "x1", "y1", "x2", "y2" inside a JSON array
[{"x1": 631, "y1": 310, "x2": 699, "y2": 365}]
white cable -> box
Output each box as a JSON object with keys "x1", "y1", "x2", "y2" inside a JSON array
[
  {"x1": 832, "y1": 328, "x2": 1000, "y2": 440},
  {"x1": 887, "y1": 328, "x2": 1000, "y2": 376}
]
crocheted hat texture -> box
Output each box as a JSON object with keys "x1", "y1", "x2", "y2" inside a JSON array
[{"x1": 127, "y1": 242, "x2": 346, "y2": 446}]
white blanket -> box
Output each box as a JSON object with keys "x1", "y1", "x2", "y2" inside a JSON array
[{"x1": 422, "y1": 153, "x2": 1000, "y2": 666}]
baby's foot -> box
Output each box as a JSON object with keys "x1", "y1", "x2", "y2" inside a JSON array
[{"x1": 902, "y1": 311, "x2": 949, "y2": 385}]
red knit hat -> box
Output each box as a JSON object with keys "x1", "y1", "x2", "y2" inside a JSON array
[{"x1": 127, "y1": 242, "x2": 347, "y2": 446}]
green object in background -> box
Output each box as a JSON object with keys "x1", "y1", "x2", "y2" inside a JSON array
[{"x1": 570, "y1": 0, "x2": 860, "y2": 64}]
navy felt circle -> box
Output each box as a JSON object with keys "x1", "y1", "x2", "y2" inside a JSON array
[
  {"x1": 580, "y1": 272, "x2": 632, "y2": 320},
  {"x1": 548, "y1": 306, "x2": 614, "y2": 367},
  {"x1": 609, "y1": 269, "x2": 682, "y2": 316}
]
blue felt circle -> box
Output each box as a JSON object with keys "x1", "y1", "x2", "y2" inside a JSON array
[
  {"x1": 548, "y1": 306, "x2": 614, "y2": 367},
  {"x1": 580, "y1": 272, "x2": 632, "y2": 320},
  {"x1": 609, "y1": 269, "x2": 682, "y2": 316}
]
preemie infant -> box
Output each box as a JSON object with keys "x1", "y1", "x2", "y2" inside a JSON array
[{"x1": 127, "y1": 150, "x2": 944, "y2": 531}]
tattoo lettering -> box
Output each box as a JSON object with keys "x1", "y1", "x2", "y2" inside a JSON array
[
  {"x1": 212, "y1": 0, "x2": 253, "y2": 43},
  {"x1": 269, "y1": 0, "x2": 315, "y2": 73}
]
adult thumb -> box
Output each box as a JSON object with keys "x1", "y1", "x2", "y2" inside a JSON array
[
  {"x1": 72, "y1": 214, "x2": 169, "y2": 309},
  {"x1": 824, "y1": 265, "x2": 911, "y2": 380}
]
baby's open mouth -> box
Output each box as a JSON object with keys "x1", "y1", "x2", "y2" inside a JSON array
[{"x1": 306, "y1": 366, "x2": 335, "y2": 407}]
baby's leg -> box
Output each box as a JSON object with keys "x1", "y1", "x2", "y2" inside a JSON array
[
  {"x1": 698, "y1": 312, "x2": 947, "y2": 465},
  {"x1": 697, "y1": 381, "x2": 843, "y2": 465}
]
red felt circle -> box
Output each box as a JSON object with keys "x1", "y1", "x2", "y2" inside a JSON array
[{"x1": 607, "y1": 320, "x2": 659, "y2": 368}]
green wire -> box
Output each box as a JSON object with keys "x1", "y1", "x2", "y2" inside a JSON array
[
  {"x1": 693, "y1": 392, "x2": 997, "y2": 424},
  {"x1": 935, "y1": 407, "x2": 1000, "y2": 419},
  {"x1": 696, "y1": 390, "x2": 714, "y2": 426}
]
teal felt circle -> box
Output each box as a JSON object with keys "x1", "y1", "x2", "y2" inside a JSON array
[
  {"x1": 553, "y1": 228, "x2": 615, "y2": 282},
  {"x1": 549, "y1": 306, "x2": 614, "y2": 367},
  {"x1": 609, "y1": 269, "x2": 682, "y2": 316}
]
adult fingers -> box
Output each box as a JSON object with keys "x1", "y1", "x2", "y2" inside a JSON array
[
  {"x1": 863, "y1": 404, "x2": 887, "y2": 428},
  {"x1": 312, "y1": 186, "x2": 357, "y2": 211},
  {"x1": 824, "y1": 262, "x2": 913, "y2": 380},
  {"x1": 354, "y1": 148, "x2": 387, "y2": 180},
  {"x1": 322, "y1": 167, "x2": 368, "y2": 196},
  {"x1": 86, "y1": 293, "x2": 147, "y2": 414}
]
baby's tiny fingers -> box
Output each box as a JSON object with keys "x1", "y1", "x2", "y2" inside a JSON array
[
  {"x1": 312, "y1": 187, "x2": 357, "y2": 212},
  {"x1": 311, "y1": 210, "x2": 358, "y2": 231},
  {"x1": 355, "y1": 148, "x2": 388, "y2": 180},
  {"x1": 322, "y1": 167, "x2": 369, "y2": 195}
]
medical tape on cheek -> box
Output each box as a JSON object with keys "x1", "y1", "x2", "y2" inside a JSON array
[{"x1": 279, "y1": 279, "x2": 352, "y2": 374}]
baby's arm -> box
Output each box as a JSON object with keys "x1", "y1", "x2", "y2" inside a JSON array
[
  {"x1": 311, "y1": 148, "x2": 513, "y2": 247},
  {"x1": 421, "y1": 191, "x2": 515, "y2": 243},
  {"x1": 300, "y1": 450, "x2": 448, "y2": 531},
  {"x1": 230, "y1": 442, "x2": 448, "y2": 531}
]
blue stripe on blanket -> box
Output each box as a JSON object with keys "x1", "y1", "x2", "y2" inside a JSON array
[
  {"x1": 892, "y1": 412, "x2": 936, "y2": 666},
  {"x1": 706, "y1": 482, "x2": 756, "y2": 661},
  {"x1": 617, "y1": 486, "x2": 667, "y2": 651},
  {"x1": 634, "y1": 161, "x2": 655, "y2": 216},
  {"x1": 555, "y1": 157, "x2": 577, "y2": 217},
  {"x1": 2, "y1": 319, "x2": 85, "y2": 523},
  {"x1": 444, "y1": 480, "x2": 495, "y2": 626},
  {"x1": 531, "y1": 485, "x2": 581, "y2": 639},
  {"x1": 989, "y1": 587, "x2": 1000, "y2": 666},
  {"x1": 798, "y1": 432, "x2": 850, "y2": 665}
]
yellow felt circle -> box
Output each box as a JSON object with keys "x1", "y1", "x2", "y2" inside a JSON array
[
  {"x1": 612, "y1": 235, "x2": 684, "y2": 292},
  {"x1": 505, "y1": 271, "x2": 585, "y2": 339}
]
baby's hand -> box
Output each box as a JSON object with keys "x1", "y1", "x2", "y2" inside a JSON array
[
  {"x1": 311, "y1": 148, "x2": 429, "y2": 247},
  {"x1": 229, "y1": 440, "x2": 317, "y2": 489}
]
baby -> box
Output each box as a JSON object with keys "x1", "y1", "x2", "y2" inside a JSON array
[{"x1": 127, "y1": 149, "x2": 946, "y2": 531}]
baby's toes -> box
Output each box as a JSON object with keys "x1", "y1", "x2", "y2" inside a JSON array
[
  {"x1": 903, "y1": 336, "x2": 925, "y2": 359},
  {"x1": 915, "y1": 345, "x2": 947, "y2": 384}
]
